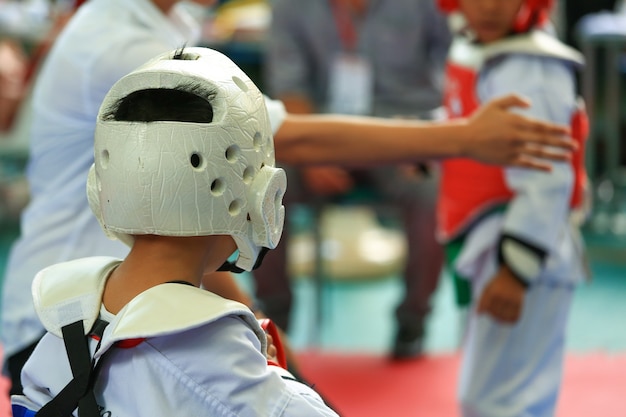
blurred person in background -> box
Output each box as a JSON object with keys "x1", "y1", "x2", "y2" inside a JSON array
[
  {"x1": 436, "y1": 0, "x2": 590, "y2": 415},
  {"x1": 262, "y1": 0, "x2": 451, "y2": 359}
]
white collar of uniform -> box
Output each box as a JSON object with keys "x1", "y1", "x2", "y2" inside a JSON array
[
  {"x1": 32, "y1": 256, "x2": 265, "y2": 358},
  {"x1": 449, "y1": 30, "x2": 584, "y2": 70},
  {"x1": 483, "y1": 31, "x2": 584, "y2": 67},
  {"x1": 98, "y1": 283, "x2": 263, "y2": 356}
]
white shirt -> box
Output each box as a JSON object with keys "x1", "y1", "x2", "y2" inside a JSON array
[
  {"x1": 1, "y1": 0, "x2": 287, "y2": 357},
  {"x1": 12, "y1": 257, "x2": 337, "y2": 417}
]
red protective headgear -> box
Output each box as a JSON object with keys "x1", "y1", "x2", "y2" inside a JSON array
[{"x1": 437, "y1": 0, "x2": 554, "y2": 33}]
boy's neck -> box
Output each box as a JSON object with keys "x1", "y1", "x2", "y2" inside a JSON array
[
  {"x1": 471, "y1": 29, "x2": 520, "y2": 45},
  {"x1": 102, "y1": 235, "x2": 221, "y2": 314}
]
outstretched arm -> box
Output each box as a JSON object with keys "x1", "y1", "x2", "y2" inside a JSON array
[{"x1": 273, "y1": 94, "x2": 573, "y2": 171}]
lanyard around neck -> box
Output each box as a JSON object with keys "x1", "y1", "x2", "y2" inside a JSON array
[{"x1": 330, "y1": 0, "x2": 366, "y2": 52}]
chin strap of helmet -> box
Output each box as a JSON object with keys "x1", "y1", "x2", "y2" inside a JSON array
[{"x1": 217, "y1": 247, "x2": 271, "y2": 273}]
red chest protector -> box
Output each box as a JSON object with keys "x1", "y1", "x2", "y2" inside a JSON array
[{"x1": 437, "y1": 33, "x2": 588, "y2": 242}]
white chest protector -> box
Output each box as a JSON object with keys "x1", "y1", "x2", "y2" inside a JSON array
[
  {"x1": 447, "y1": 30, "x2": 584, "y2": 74},
  {"x1": 32, "y1": 256, "x2": 265, "y2": 357}
]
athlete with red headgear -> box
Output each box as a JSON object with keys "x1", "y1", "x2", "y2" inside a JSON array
[{"x1": 435, "y1": 0, "x2": 589, "y2": 416}]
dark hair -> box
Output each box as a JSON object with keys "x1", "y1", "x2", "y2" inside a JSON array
[{"x1": 107, "y1": 86, "x2": 215, "y2": 123}]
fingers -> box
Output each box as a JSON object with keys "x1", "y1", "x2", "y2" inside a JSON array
[
  {"x1": 532, "y1": 121, "x2": 571, "y2": 136},
  {"x1": 534, "y1": 134, "x2": 576, "y2": 151},
  {"x1": 523, "y1": 145, "x2": 572, "y2": 162},
  {"x1": 490, "y1": 303, "x2": 521, "y2": 323},
  {"x1": 512, "y1": 114, "x2": 573, "y2": 144},
  {"x1": 507, "y1": 125, "x2": 576, "y2": 169},
  {"x1": 265, "y1": 333, "x2": 278, "y2": 360},
  {"x1": 508, "y1": 144, "x2": 573, "y2": 170},
  {"x1": 480, "y1": 300, "x2": 521, "y2": 323},
  {"x1": 517, "y1": 116, "x2": 571, "y2": 136},
  {"x1": 477, "y1": 291, "x2": 522, "y2": 324},
  {"x1": 508, "y1": 157, "x2": 552, "y2": 172},
  {"x1": 491, "y1": 94, "x2": 531, "y2": 110}
]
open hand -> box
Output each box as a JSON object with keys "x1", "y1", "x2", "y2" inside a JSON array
[{"x1": 465, "y1": 94, "x2": 576, "y2": 171}]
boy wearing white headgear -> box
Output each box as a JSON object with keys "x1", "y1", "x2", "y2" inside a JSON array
[{"x1": 10, "y1": 47, "x2": 338, "y2": 417}]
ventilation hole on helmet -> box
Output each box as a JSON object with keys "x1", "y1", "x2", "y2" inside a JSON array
[
  {"x1": 229, "y1": 199, "x2": 242, "y2": 216},
  {"x1": 190, "y1": 153, "x2": 203, "y2": 169},
  {"x1": 243, "y1": 166, "x2": 254, "y2": 184},
  {"x1": 101, "y1": 150, "x2": 110, "y2": 169},
  {"x1": 253, "y1": 132, "x2": 262, "y2": 151},
  {"x1": 246, "y1": 213, "x2": 251, "y2": 222},
  {"x1": 210, "y1": 178, "x2": 225, "y2": 196},
  {"x1": 225, "y1": 145, "x2": 241, "y2": 163},
  {"x1": 232, "y1": 76, "x2": 249, "y2": 92},
  {"x1": 172, "y1": 47, "x2": 200, "y2": 61}
]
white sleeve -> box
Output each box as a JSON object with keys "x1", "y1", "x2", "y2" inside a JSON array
[
  {"x1": 178, "y1": 316, "x2": 339, "y2": 416},
  {"x1": 478, "y1": 55, "x2": 578, "y2": 283},
  {"x1": 88, "y1": 35, "x2": 175, "y2": 117},
  {"x1": 264, "y1": 95, "x2": 288, "y2": 135}
]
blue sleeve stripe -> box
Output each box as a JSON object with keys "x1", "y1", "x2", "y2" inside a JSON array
[{"x1": 12, "y1": 404, "x2": 38, "y2": 417}]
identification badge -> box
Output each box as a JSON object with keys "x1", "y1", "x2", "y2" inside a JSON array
[{"x1": 327, "y1": 53, "x2": 373, "y2": 115}]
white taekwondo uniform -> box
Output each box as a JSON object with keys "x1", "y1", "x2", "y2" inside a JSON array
[
  {"x1": 12, "y1": 257, "x2": 337, "y2": 417},
  {"x1": 439, "y1": 31, "x2": 589, "y2": 417}
]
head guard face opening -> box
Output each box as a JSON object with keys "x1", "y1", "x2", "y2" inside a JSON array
[
  {"x1": 87, "y1": 47, "x2": 286, "y2": 272},
  {"x1": 437, "y1": 0, "x2": 553, "y2": 34}
]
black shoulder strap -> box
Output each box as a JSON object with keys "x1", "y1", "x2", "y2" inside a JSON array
[{"x1": 37, "y1": 319, "x2": 109, "y2": 417}]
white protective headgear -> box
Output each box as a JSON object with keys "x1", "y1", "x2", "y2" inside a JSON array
[{"x1": 87, "y1": 47, "x2": 286, "y2": 272}]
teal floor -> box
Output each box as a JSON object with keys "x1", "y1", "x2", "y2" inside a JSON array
[
  {"x1": 237, "y1": 228, "x2": 626, "y2": 356},
  {"x1": 283, "y1": 261, "x2": 626, "y2": 355},
  {"x1": 0, "y1": 224, "x2": 20, "y2": 321},
  {"x1": 1, "y1": 223, "x2": 625, "y2": 355}
]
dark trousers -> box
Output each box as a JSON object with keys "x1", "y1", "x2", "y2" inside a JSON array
[{"x1": 252, "y1": 165, "x2": 444, "y2": 335}]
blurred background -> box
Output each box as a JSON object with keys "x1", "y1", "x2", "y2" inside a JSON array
[
  {"x1": 0, "y1": 0, "x2": 625, "y2": 415},
  {"x1": 2, "y1": 0, "x2": 625, "y2": 356}
]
